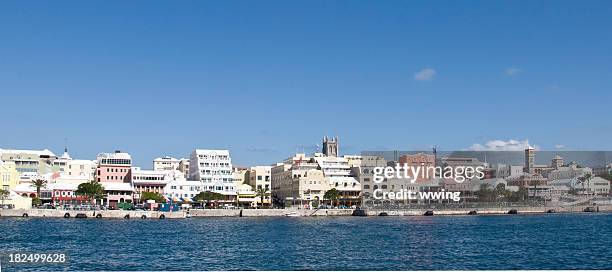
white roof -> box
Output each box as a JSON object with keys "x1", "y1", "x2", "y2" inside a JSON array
[
  {"x1": 0, "y1": 148, "x2": 56, "y2": 157},
  {"x1": 97, "y1": 152, "x2": 132, "y2": 160},
  {"x1": 154, "y1": 156, "x2": 179, "y2": 162},
  {"x1": 193, "y1": 149, "x2": 230, "y2": 155}
]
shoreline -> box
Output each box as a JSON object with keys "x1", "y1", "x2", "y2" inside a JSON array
[{"x1": 1, "y1": 205, "x2": 610, "y2": 219}]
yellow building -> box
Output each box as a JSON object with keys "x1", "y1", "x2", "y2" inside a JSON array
[{"x1": 1, "y1": 160, "x2": 20, "y2": 190}]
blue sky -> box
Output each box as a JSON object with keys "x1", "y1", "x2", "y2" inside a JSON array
[{"x1": 1, "y1": 1, "x2": 611, "y2": 167}]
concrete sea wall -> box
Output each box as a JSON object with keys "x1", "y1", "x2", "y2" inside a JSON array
[
  {"x1": 0, "y1": 209, "x2": 186, "y2": 219},
  {"x1": 1, "y1": 205, "x2": 610, "y2": 218}
]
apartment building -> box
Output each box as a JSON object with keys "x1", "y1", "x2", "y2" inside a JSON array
[{"x1": 188, "y1": 149, "x2": 236, "y2": 201}]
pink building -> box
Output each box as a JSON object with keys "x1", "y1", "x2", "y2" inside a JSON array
[
  {"x1": 96, "y1": 151, "x2": 132, "y2": 183},
  {"x1": 96, "y1": 151, "x2": 134, "y2": 208}
]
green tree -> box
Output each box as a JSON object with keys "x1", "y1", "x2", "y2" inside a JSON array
[
  {"x1": 255, "y1": 187, "x2": 269, "y2": 208},
  {"x1": 477, "y1": 184, "x2": 493, "y2": 202},
  {"x1": 494, "y1": 183, "x2": 509, "y2": 201},
  {"x1": 140, "y1": 192, "x2": 166, "y2": 203},
  {"x1": 324, "y1": 188, "x2": 340, "y2": 207},
  {"x1": 515, "y1": 186, "x2": 529, "y2": 202},
  {"x1": 31, "y1": 178, "x2": 47, "y2": 202},
  {"x1": 32, "y1": 197, "x2": 42, "y2": 207},
  {"x1": 194, "y1": 191, "x2": 224, "y2": 208},
  {"x1": 75, "y1": 181, "x2": 105, "y2": 206},
  {"x1": 0, "y1": 189, "x2": 10, "y2": 207}
]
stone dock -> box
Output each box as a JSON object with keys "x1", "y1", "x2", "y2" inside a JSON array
[{"x1": 1, "y1": 205, "x2": 610, "y2": 219}]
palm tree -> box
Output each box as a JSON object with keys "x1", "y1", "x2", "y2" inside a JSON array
[
  {"x1": 0, "y1": 189, "x2": 10, "y2": 207},
  {"x1": 578, "y1": 173, "x2": 593, "y2": 195},
  {"x1": 324, "y1": 188, "x2": 340, "y2": 207},
  {"x1": 255, "y1": 187, "x2": 269, "y2": 208},
  {"x1": 31, "y1": 178, "x2": 47, "y2": 200}
]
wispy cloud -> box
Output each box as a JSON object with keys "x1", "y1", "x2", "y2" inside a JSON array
[
  {"x1": 468, "y1": 139, "x2": 537, "y2": 151},
  {"x1": 554, "y1": 144, "x2": 565, "y2": 149},
  {"x1": 505, "y1": 67, "x2": 522, "y2": 76},
  {"x1": 414, "y1": 68, "x2": 436, "y2": 81}
]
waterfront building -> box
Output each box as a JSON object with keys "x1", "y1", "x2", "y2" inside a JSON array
[
  {"x1": 313, "y1": 154, "x2": 361, "y2": 204},
  {"x1": 0, "y1": 190, "x2": 31, "y2": 209},
  {"x1": 96, "y1": 151, "x2": 132, "y2": 183},
  {"x1": 271, "y1": 152, "x2": 361, "y2": 208},
  {"x1": 246, "y1": 166, "x2": 272, "y2": 206},
  {"x1": 153, "y1": 156, "x2": 181, "y2": 171},
  {"x1": 95, "y1": 151, "x2": 134, "y2": 208},
  {"x1": 577, "y1": 176, "x2": 610, "y2": 195},
  {"x1": 164, "y1": 179, "x2": 202, "y2": 202},
  {"x1": 132, "y1": 167, "x2": 182, "y2": 202},
  {"x1": 356, "y1": 155, "x2": 388, "y2": 198},
  {"x1": 50, "y1": 182, "x2": 88, "y2": 206},
  {"x1": 0, "y1": 160, "x2": 20, "y2": 190},
  {"x1": 188, "y1": 149, "x2": 236, "y2": 202},
  {"x1": 99, "y1": 182, "x2": 134, "y2": 207},
  {"x1": 235, "y1": 183, "x2": 257, "y2": 207},
  {"x1": 548, "y1": 162, "x2": 593, "y2": 180}
]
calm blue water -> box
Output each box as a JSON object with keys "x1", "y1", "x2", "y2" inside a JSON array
[{"x1": 1, "y1": 213, "x2": 611, "y2": 271}]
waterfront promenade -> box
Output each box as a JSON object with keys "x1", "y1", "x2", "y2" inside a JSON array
[{"x1": 1, "y1": 204, "x2": 611, "y2": 218}]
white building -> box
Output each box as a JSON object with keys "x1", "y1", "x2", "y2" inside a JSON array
[
  {"x1": 548, "y1": 162, "x2": 592, "y2": 180},
  {"x1": 271, "y1": 153, "x2": 361, "y2": 208},
  {"x1": 188, "y1": 149, "x2": 236, "y2": 200},
  {"x1": 153, "y1": 156, "x2": 181, "y2": 171},
  {"x1": 132, "y1": 167, "x2": 183, "y2": 201},
  {"x1": 164, "y1": 179, "x2": 203, "y2": 202}
]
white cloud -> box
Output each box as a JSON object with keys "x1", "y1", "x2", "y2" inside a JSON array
[
  {"x1": 414, "y1": 68, "x2": 436, "y2": 81},
  {"x1": 554, "y1": 144, "x2": 565, "y2": 149},
  {"x1": 468, "y1": 139, "x2": 537, "y2": 151},
  {"x1": 505, "y1": 67, "x2": 522, "y2": 76}
]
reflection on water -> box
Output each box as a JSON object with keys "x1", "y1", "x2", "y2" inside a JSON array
[{"x1": 1, "y1": 213, "x2": 611, "y2": 271}]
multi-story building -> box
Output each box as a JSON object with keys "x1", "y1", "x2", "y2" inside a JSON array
[
  {"x1": 355, "y1": 155, "x2": 388, "y2": 198},
  {"x1": 95, "y1": 151, "x2": 134, "y2": 208},
  {"x1": 0, "y1": 148, "x2": 58, "y2": 176},
  {"x1": 64, "y1": 160, "x2": 97, "y2": 181},
  {"x1": 132, "y1": 167, "x2": 182, "y2": 202},
  {"x1": 271, "y1": 151, "x2": 361, "y2": 209},
  {"x1": 96, "y1": 151, "x2": 132, "y2": 183},
  {"x1": 153, "y1": 156, "x2": 181, "y2": 171},
  {"x1": 246, "y1": 166, "x2": 272, "y2": 206},
  {"x1": 0, "y1": 160, "x2": 19, "y2": 190},
  {"x1": 188, "y1": 149, "x2": 235, "y2": 201},
  {"x1": 164, "y1": 179, "x2": 202, "y2": 203},
  {"x1": 548, "y1": 162, "x2": 592, "y2": 180}
]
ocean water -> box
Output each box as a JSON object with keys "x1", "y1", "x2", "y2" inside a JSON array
[{"x1": 1, "y1": 213, "x2": 611, "y2": 271}]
